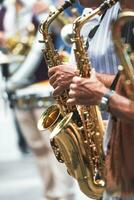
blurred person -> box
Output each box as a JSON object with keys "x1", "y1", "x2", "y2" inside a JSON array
[{"x1": 0, "y1": 0, "x2": 30, "y2": 153}]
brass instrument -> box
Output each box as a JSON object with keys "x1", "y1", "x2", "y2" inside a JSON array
[
  {"x1": 49, "y1": 5, "x2": 73, "y2": 28},
  {"x1": 112, "y1": 10, "x2": 134, "y2": 96},
  {"x1": 49, "y1": 0, "x2": 118, "y2": 199},
  {"x1": 37, "y1": 0, "x2": 83, "y2": 161},
  {"x1": 5, "y1": 22, "x2": 36, "y2": 56},
  {"x1": 5, "y1": 0, "x2": 36, "y2": 56}
]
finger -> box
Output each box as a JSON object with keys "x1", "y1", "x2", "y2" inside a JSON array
[
  {"x1": 69, "y1": 89, "x2": 76, "y2": 98},
  {"x1": 67, "y1": 98, "x2": 76, "y2": 105},
  {"x1": 48, "y1": 66, "x2": 58, "y2": 77},
  {"x1": 52, "y1": 81, "x2": 58, "y2": 89},
  {"x1": 49, "y1": 73, "x2": 57, "y2": 85},
  {"x1": 70, "y1": 83, "x2": 77, "y2": 90},
  {"x1": 75, "y1": 70, "x2": 80, "y2": 76},
  {"x1": 72, "y1": 76, "x2": 82, "y2": 83},
  {"x1": 50, "y1": 78, "x2": 61, "y2": 89},
  {"x1": 53, "y1": 86, "x2": 63, "y2": 96}
]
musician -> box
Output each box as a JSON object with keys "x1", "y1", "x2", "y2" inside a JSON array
[
  {"x1": 48, "y1": 0, "x2": 119, "y2": 97},
  {"x1": 67, "y1": 1, "x2": 134, "y2": 200},
  {"x1": 48, "y1": 0, "x2": 134, "y2": 199}
]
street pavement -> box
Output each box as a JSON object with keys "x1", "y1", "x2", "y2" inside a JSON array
[
  {"x1": 0, "y1": 96, "x2": 92, "y2": 200},
  {"x1": 0, "y1": 97, "x2": 43, "y2": 200}
]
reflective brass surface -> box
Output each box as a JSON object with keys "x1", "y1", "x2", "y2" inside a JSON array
[
  {"x1": 37, "y1": 105, "x2": 61, "y2": 131},
  {"x1": 38, "y1": 0, "x2": 77, "y2": 133},
  {"x1": 112, "y1": 10, "x2": 134, "y2": 96}
]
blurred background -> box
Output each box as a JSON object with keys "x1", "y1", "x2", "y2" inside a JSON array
[
  {"x1": 0, "y1": 103, "x2": 43, "y2": 200},
  {"x1": 0, "y1": 1, "x2": 88, "y2": 200}
]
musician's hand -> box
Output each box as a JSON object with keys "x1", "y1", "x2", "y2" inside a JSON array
[
  {"x1": 48, "y1": 64, "x2": 78, "y2": 96},
  {"x1": 67, "y1": 68, "x2": 108, "y2": 106}
]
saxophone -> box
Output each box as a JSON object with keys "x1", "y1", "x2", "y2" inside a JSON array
[
  {"x1": 112, "y1": 10, "x2": 134, "y2": 95},
  {"x1": 38, "y1": 0, "x2": 83, "y2": 163},
  {"x1": 50, "y1": 0, "x2": 118, "y2": 199},
  {"x1": 38, "y1": 0, "x2": 77, "y2": 130}
]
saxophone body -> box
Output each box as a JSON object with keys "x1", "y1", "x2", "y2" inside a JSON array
[
  {"x1": 112, "y1": 10, "x2": 134, "y2": 95},
  {"x1": 50, "y1": 0, "x2": 118, "y2": 199}
]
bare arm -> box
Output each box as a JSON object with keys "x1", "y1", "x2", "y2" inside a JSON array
[
  {"x1": 68, "y1": 69, "x2": 134, "y2": 124},
  {"x1": 108, "y1": 92, "x2": 134, "y2": 123},
  {"x1": 96, "y1": 72, "x2": 115, "y2": 88}
]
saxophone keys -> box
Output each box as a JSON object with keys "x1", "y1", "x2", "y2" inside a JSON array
[
  {"x1": 95, "y1": 132, "x2": 100, "y2": 136},
  {"x1": 84, "y1": 140, "x2": 88, "y2": 144}
]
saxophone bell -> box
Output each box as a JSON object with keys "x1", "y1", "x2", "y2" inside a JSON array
[
  {"x1": 37, "y1": 105, "x2": 61, "y2": 131},
  {"x1": 50, "y1": 112, "x2": 105, "y2": 199}
]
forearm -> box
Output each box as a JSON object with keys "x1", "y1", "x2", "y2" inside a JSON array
[
  {"x1": 96, "y1": 72, "x2": 115, "y2": 88},
  {"x1": 108, "y1": 92, "x2": 134, "y2": 123}
]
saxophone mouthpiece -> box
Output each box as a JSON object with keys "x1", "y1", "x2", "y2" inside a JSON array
[{"x1": 62, "y1": 0, "x2": 75, "y2": 10}]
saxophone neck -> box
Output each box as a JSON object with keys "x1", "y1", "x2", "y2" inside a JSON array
[
  {"x1": 73, "y1": 0, "x2": 118, "y2": 38},
  {"x1": 39, "y1": 0, "x2": 75, "y2": 38},
  {"x1": 72, "y1": 0, "x2": 118, "y2": 77}
]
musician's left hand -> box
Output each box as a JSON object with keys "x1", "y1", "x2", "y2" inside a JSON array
[
  {"x1": 48, "y1": 64, "x2": 78, "y2": 96},
  {"x1": 67, "y1": 68, "x2": 108, "y2": 106}
]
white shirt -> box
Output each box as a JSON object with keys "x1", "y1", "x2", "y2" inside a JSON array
[{"x1": 88, "y1": 2, "x2": 120, "y2": 75}]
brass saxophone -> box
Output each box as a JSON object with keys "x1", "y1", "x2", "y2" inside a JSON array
[
  {"x1": 112, "y1": 10, "x2": 134, "y2": 95},
  {"x1": 38, "y1": 0, "x2": 83, "y2": 163},
  {"x1": 50, "y1": 0, "x2": 118, "y2": 199},
  {"x1": 38, "y1": 0, "x2": 77, "y2": 130}
]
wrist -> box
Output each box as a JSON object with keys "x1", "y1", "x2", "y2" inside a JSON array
[
  {"x1": 99, "y1": 89, "x2": 115, "y2": 112},
  {"x1": 100, "y1": 86, "x2": 109, "y2": 97}
]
